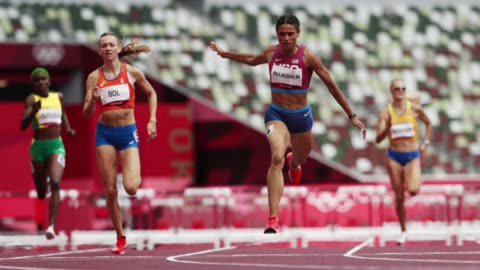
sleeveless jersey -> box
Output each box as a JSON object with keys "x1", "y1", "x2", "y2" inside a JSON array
[
  {"x1": 97, "y1": 62, "x2": 135, "y2": 112},
  {"x1": 32, "y1": 92, "x2": 62, "y2": 130},
  {"x1": 388, "y1": 100, "x2": 418, "y2": 142},
  {"x1": 268, "y1": 45, "x2": 312, "y2": 93}
]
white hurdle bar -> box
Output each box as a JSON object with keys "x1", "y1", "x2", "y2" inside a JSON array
[
  {"x1": 70, "y1": 230, "x2": 147, "y2": 250},
  {"x1": 147, "y1": 228, "x2": 222, "y2": 249},
  {"x1": 380, "y1": 222, "x2": 456, "y2": 246},
  {"x1": 182, "y1": 187, "x2": 232, "y2": 228},
  {"x1": 222, "y1": 228, "x2": 298, "y2": 248},
  {"x1": 411, "y1": 184, "x2": 465, "y2": 224},
  {"x1": 335, "y1": 185, "x2": 387, "y2": 227},
  {"x1": 260, "y1": 186, "x2": 309, "y2": 227},
  {"x1": 71, "y1": 228, "x2": 222, "y2": 250},
  {"x1": 295, "y1": 227, "x2": 376, "y2": 248},
  {"x1": 0, "y1": 231, "x2": 68, "y2": 250},
  {"x1": 69, "y1": 228, "x2": 297, "y2": 249}
]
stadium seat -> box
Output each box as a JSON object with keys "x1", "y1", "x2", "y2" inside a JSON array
[{"x1": 1, "y1": 1, "x2": 479, "y2": 174}]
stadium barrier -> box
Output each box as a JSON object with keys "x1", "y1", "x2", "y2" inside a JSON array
[{"x1": 0, "y1": 183, "x2": 475, "y2": 249}]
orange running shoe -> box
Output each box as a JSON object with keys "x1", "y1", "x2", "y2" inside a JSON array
[
  {"x1": 263, "y1": 216, "x2": 279, "y2": 234},
  {"x1": 111, "y1": 236, "x2": 126, "y2": 254},
  {"x1": 286, "y1": 152, "x2": 302, "y2": 184}
]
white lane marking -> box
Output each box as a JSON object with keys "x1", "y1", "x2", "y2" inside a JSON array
[
  {"x1": 346, "y1": 254, "x2": 480, "y2": 265},
  {"x1": 343, "y1": 238, "x2": 480, "y2": 264},
  {"x1": 0, "y1": 266, "x2": 71, "y2": 270},
  {"x1": 166, "y1": 246, "x2": 236, "y2": 263},
  {"x1": 371, "y1": 251, "x2": 480, "y2": 256},
  {"x1": 344, "y1": 238, "x2": 373, "y2": 257},
  {"x1": 0, "y1": 248, "x2": 108, "y2": 261},
  {"x1": 167, "y1": 245, "x2": 370, "y2": 269}
]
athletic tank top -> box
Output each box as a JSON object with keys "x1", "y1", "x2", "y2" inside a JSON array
[
  {"x1": 32, "y1": 92, "x2": 62, "y2": 130},
  {"x1": 97, "y1": 62, "x2": 135, "y2": 112},
  {"x1": 268, "y1": 45, "x2": 312, "y2": 93},
  {"x1": 388, "y1": 100, "x2": 418, "y2": 142}
]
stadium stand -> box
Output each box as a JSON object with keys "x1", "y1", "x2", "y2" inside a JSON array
[
  {"x1": 1, "y1": 0, "x2": 480, "y2": 240},
  {"x1": 2, "y1": 1, "x2": 478, "y2": 175}
]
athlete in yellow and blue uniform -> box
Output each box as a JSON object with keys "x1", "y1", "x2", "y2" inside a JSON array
[
  {"x1": 386, "y1": 100, "x2": 420, "y2": 166},
  {"x1": 20, "y1": 67, "x2": 76, "y2": 240},
  {"x1": 375, "y1": 79, "x2": 432, "y2": 245}
]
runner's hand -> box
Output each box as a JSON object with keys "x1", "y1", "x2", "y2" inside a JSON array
[{"x1": 147, "y1": 121, "x2": 157, "y2": 142}]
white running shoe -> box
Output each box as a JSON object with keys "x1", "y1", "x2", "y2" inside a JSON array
[
  {"x1": 45, "y1": 225, "x2": 55, "y2": 240},
  {"x1": 396, "y1": 231, "x2": 406, "y2": 245}
]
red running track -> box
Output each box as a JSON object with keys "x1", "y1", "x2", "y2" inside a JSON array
[{"x1": 1, "y1": 240, "x2": 480, "y2": 270}]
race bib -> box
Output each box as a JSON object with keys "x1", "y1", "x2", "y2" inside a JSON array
[
  {"x1": 100, "y1": 84, "x2": 130, "y2": 105},
  {"x1": 38, "y1": 108, "x2": 62, "y2": 125},
  {"x1": 390, "y1": 122, "x2": 415, "y2": 139},
  {"x1": 271, "y1": 63, "x2": 303, "y2": 87}
]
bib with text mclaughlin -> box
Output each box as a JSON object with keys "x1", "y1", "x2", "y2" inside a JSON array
[
  {"x1": 390, "y1": 121, "x2": 415, "y2": 140},
  {"x1": 270, "y1": 63, "x2": 303, "y2": 87},
  {"x1": 100, "y1": 84, "x2": 130, "y2": 106}
]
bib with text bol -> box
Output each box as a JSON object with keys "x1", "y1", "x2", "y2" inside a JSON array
[{"x1": 100, "y1": 84, "x2": 130, "y2": 106}]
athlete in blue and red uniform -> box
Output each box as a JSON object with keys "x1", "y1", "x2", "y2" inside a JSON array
[
  {"x1": 210, "y1": 14, "x2": 366, "y2": 233},
  {"x1": 83, "y1": 32, "x2": 157, "y2": 254}
]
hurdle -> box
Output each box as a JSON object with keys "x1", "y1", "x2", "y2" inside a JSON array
[
  {"x1": 417, "y1": 184, "x2": 464, "y2": 225},
  {"x1": 0, "y1": 231, "x2": 68, "y2": 250},
  {"x1": 180, "y1": 187, "x2": 232, "y2": 229},
  {"x1": 129, "y1": 188, "x2": 156, "y2": 229},
  {"x1": 260, "y1": 186, "x2": 308, "y2": 228},
  {"x1": 379, "y1": 184, "x2": 464, "y2": 246},
  {"x1": 379, "y1": 222, "x2": 456, "y2": 246},
  {"x1": 150, "y1": 195, "x2": 184, "y2": 229},
  {"x1": 147, "y1": 228, "x2": 222, "y2": 249},
  {"x1": 335, "y1": 185, "x2": 387, "y2": 227},
  {"x1": 223, "y1": 228, "x2": 298, "y2": 248},
  {"x1": 297, "y1": 227, "x2": 376, "y2": 248},
  {"x1": 70, "y1": 229, "x2": 148, "y2": 250}
]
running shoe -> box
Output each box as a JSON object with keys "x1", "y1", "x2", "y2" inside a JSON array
[
  {"x1": 286, "y1": 152, "x2": 302, "y2": 184},
  {"x1": 45, "y1": 225, "x2": 55, "y2": 240},
  {"x1": 111, "y1": 236, "x2": 126, "y2": 254},
  {"x1": 396, "y1": 231, "x2": 407, "y2": 246},
  {"x1": 263, "y1": 216, "x2": 279, "y2": 234}
]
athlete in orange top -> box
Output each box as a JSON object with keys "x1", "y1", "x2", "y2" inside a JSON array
[
  {"x1": 83, "y1": 32, "x2": 157, "y2": 254},
  {"x1": 375, "y1": 79, "x2": 432, "y2": 245}
]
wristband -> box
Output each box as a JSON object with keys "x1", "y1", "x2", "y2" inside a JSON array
[
  {"x1": 424, "y1": 140, "x2": 430, "y2": 145},
  {"x1": 348, "y1": 113, "x2": 357, "y2": 119}
]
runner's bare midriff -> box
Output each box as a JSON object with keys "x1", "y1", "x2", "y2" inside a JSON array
[
  {"x1": 389, "y1": 139, "x2": 419, "y2": 152},
  {"x1": 99, "y1": 108, "x2": 135, "y2": 126},
  {"x1": 34, "y1": 125, "x2": 61, "y2": 140},
  {"x1": 271, "y1": 92, "x2": 308, "y2": 110}
]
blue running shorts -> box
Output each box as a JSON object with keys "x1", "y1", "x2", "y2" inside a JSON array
[
  {"x1": 95, "y1": 122, "x2": 139, "y2": 150},
  {"x1": 387, "y1": 148, "x2": 420, "y2": 166},
  {"x1": 264, "y1": 103, "x2": 313, "y2": 133}
]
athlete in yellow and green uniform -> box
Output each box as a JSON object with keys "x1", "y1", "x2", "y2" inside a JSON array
[{"x1": 20, "y1": 67, "x2": 76, "y2": 240}]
